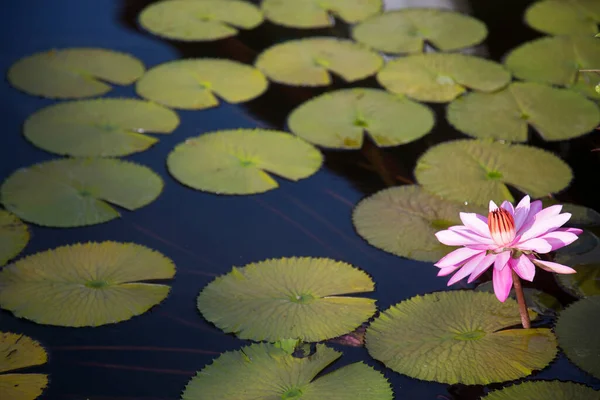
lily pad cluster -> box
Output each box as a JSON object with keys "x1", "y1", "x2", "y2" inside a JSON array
[{"x1": 0, "y1": 332, "x2": 48, "y2": 400}]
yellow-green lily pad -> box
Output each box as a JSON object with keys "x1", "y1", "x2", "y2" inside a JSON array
[
  {"x1": 482, "y1": 381, "x2": 600, "y2": 400},
  {"x1": 556, "y1": 262, "x2": 600, "y2": 298},
  {"x1": 7, "y1": 48, "x2": 145, "y2": 99},
  {"x1": 135, "y1": 58, "x2": 268, "y2": 110},
  {"x1": 287, "y1": 88, "x2": 435, "y2": 149},
  {"x1": 525, "y1": 0, "x2": 600, "y2": 36},
  {"x1": 0, "y1": 210, "x2": 29, "y2": 267},
  {"x1": 138, "y1": 0, "x2": 263, "y2": 42},
  {"x1": 377, "y1": 53, "x2": 511, "y2": 103},
  {"x1": 255, "y1": 37, "x2": 384, "y2": 87},
  {"x1": 352, "y1": 8, "x2": 487, "y2": 54},
  {"x1": 446, "y1": 81, "x2": 600, "y2": 142},
  {"x1": 167, "y1": 129, "x2": 323, "y2": 195},
  {"x1": 0, "y1": 332, "x2": 48, "y2": 400}
]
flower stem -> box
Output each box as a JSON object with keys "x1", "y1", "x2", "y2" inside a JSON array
[{"x1": 512, "y1": 270, "x2": 531, "y2": 329}]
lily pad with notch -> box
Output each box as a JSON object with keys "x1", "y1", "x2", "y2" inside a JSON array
[
  {"x1": 197, "y1": 257, "x2": 377, "y2": 342},
  {"x1": 7, "y1": 48, "x2": 145, "y2": 99},
  {"x1": 255, "y1": 37, "x2": 384, "y2": 87},
  {"x1": 135, "y1": 58, "x2": 268, "y2": 110},
  {"x1": 414, "y1": 139, "x2": 573, "y2": 207},
  {"x1": 0, "y1": 242, "x2": 175, "y2": 327},
  {"x1": 352, "y1": 8, "x2": 487, "y2": 54},
  {"x1": 0, "y1": 332, "x2": 48, "y2": 400},
  {"x1": 0, "y1": 158, "x2": 163, "y2": 227},
  {"x1": 138, "y1": 0, "x2": 263, "y2": 42},
  {"x1": 23, "y1": 98, "x2": 180, "y2": 157},
  {"x1": 167, "y1": 129, "x2": 323, "y2": 195},
  {"x1": 365, "y1": 291, "x2": 557, "y2": 385},
  {"x1": 287, "y1": 88, "x2": 435, "y2": 149},
  {"x1": 524, "y1": 0, "x2": 600, "y2": 36},
  {"x1": 446, "y1": 81, "x2": 600, "y2": 142},
  {"x1": 181, "y1": 343, "x2": 393, "y2": 400},
  {"x1": 482, "y1": 380, "x2": 600, "y2": 400},
  {"x1": 377, "y1": 53, "x2": 511, "y2": 103},
  {"x1": 0, "y1": 210, "x2": 29, "y2": 266}
]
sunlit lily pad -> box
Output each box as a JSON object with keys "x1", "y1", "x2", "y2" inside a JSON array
[
  {"x1": 138, "y1": 0, "x2": 263, "y2": 42},
  {"x1": 556, "y1": 262, "x2": 600, "y2": 298},
  {"x1": 167, "y1": 129, "x2": 322, "y2": 195},
  {"x1": 182, "y1": 343, "x2": 393, "y2": 400},
  {"x1": 0, "y1": 210, "x2": 29, "y2": 266},
  {"x1": 475, "y1": 281, "x2": 562, "y2": 316},
  {"x1": 7, "y1": 48, "x2": 145, "y2": 99},
  {"x1": 447, "y1": 82, "x2": 600, "y2": 142},
  {"x1": 352, "y1": 185, "x2": 485, "y2": 263},
  {"x1": 555, "y1": 296, "x2": 600, "y2": 379},
  {"x1": 365, "y1": 291, "x2": 557, "y2": 385},
  {"x1": 197, "y1": 257, "x2": 377, "y2": 342},
  {"x1": 261, "y1": 0, "x2": 382, "y2": 28},
  {"x1": 287, "y1": 88, "x2": 435, "y2": 149},
  {"x1": 414, "y1": 139, "x2": 573, "y2": 207},
  {"x1": 0, "y1": 332, "x2": 48, "y2": 400},
  {"x1": 23, "y1": 98, "x2": 180, "y2": 157},
  {"x1": 352, "y1": 8, "x2": 487, "y2": 54},
  {"x1": 482, "y1": 380, "x2": 600, "y2": 400},
  {"x1": 525, "y1": 0, "x2": 600, "y2": 36},
  {"x1": 377, "y1": 53, "x2": 511, "y2": 102},
  {"x1": 0, "y1": 158, "x2": 163, "y2": 227},
  {"x1": 135, "y1": 59, "x2": 268, "y2": 110},
  {"x1": 0, "y1": 242, "x2": 175, "y2": 327},
  {"x1": 255, "y1": 38, "x2": 384, "y2": 86}
]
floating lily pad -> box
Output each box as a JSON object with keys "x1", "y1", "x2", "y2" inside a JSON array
[
  {"x1": 23, "y1": 98, "x2": 180, "y2": 157},
  {"x1": 475, "y1": 281, "x2": 562, "y2": 316},
  {"x1": 556, "y1": 262, "x2": 600, "y2": 298},
  {"x1": 7, "y1": 48, "x2": 145, "y2": 99},
  {"x1": 377, "y1": 53, "x2": 511, "y2": 103},
  {"x1": 182, "y1": 343, "x2": 393, "y2": 400},
  {"x1": 167, "y1": 129, "x2": 322, "y2": 195},
  {"x1": 352, "y1": 185, "x2": 485, "y2": 263},
  {"x1": 482, "y1": 380, "x2": 600, "y2": 400},
  {"x1": 525, "y1": 0, "x2": 600, "y2": 36},
  {"x1": 0, "y1": 332, "x2": 48, "y2": 400},
  {"x1": 365, "y1": 291, "x2": 557, "y2": 385},
  {"x1": 414, "y1": 139, "x2": 573, "y2": 207},
  {"x1": 446, "y1": 82, "x2": 600, "y2": 142},
  {"x1": 261, "y1": 0, "x2": 382, "y2": 28},
  {"x1": 255, "y1": 38, "x2": 384, "y2": 87},
  {"x1": 555, "y1": 296, "x2": 600, "y2": 379},
  {"x1": 352, "y1": 8, "x2": 487, "y2": 54},
  {"x1": 197, "y1": 257, "x2": 377, "y2": 342},
  {"x1": 135, "y1": 59, "x2": 268, "y2": 110},
  {"x1": 504, "y1": 35, "x2": 600, "y2": 100},
  {"x1": 555, "y1": 230, "x2": 600, "y2": 267},
  {"x1": 0, "y1": 158, "x2": 163, "y2": 227},
  {"x1": 138, "y1": 0, "x2": 263, "y2": 42},
  {"x1": 542, "y1": 198, "x2": 600, "y2": 227},
  {"x1": 0, "y1": 242, "x2": 175, "y2": 327},
  {"x1": 0, "y1": 210, "x2": 29, "y2": 266},
  {"x1": 287, "y1": 88, "x2": 435, "y2": 149}
]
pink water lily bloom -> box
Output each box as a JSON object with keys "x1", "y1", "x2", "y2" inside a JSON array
[{"x1": 434, "y1": 195, "x2": 582, "y2": 302}]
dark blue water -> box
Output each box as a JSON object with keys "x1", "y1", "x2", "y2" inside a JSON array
[{"x1": 1, "y1": 1, "x2": 599, "y2": 399}]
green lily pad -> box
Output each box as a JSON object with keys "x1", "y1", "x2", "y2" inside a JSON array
[
  {"x1": 138, "y1": 0, "x2": 263, "y2": 42},
  {"x1": 0, "y1": 210, "x2": 29, "y2": 266},
  {"x1": 0, "y1": 241, "x2": 175, "y2": 327},
  {"x1": 377, "y1": 53, "x2": 511, "y2": 103},
  {"x1": 0, "y1": 332, "x2": 48, "y2": 400},
  {"x1": 197, "y1": 257, "x2": 377, "y2": 342},
  {"x1": 135, "y1": 58, "x2": 268, "y2": 110},
  {"x1": 255, "y1": 37, "x2": 384, "y2": 87},
  {"x1": 0, "y1": 158, "x2": 163, "y2": 227},
  {"x1": 446, "y1": 81, "x2": 600, "y2": 142},
  {"x1": 182, "y1": 343, "x2": 393, "y2": 400},
  {"x1": 352, "y1": 8, "x2": 487, "y2": 54},
  {"x1": 261, "y1": 0, "x2": 382, "y2": 28},
  {"x1": 555, "y1": 230, "x2": 600, "y2": 267},
  {"x1": 475, "y1": 281, "x2": 562, "y2": 316},
  {"x1": 556, "y1": 262, "x2": 600, "y2": 298},
  {"x1": 504, "y1": 35, "x2": 600, "y2": 100},
  {"x1": 23, "y1": 98, "x2": 180, "y2": 157},
  {"x1": 555, "y1": 296, "x2": 600, "y2": 379},
  {"x1": 525, "y1": 0, "x2": 600, "y2": 36},
  {"x1": 287, "y1": 88, "x2": 435, "y2": 149},
  {"x1": 7, "y1": 48, "x2": 145, "y2": 99},
  {"x1": 352, "y1": 185, "x2": 485, "y2": 263},
  {"x1": 167, "y1": 129, "x2": 323, "y2": 195},
  {"x1": 365, "y1": 291, "x2": 557, "y2": 385},
  {"x1": 481, "y1": 380, "x2": 600, "y2": 400},
  {"x1": 414, "y1": 139, "x2": 573, "y2": 207}
]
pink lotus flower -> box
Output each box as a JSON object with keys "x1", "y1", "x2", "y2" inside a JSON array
[{"x1": 434, "y1": 195, "x2": 582, "y2": 302}]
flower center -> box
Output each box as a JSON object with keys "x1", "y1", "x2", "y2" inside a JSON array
[{"x1": 488, "y1": 207, "x2": 516, "y2": 246}]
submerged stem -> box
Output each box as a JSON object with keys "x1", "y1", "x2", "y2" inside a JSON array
[{"x1": 512, "y1": 270, "x2": 531, "y2": 329}]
